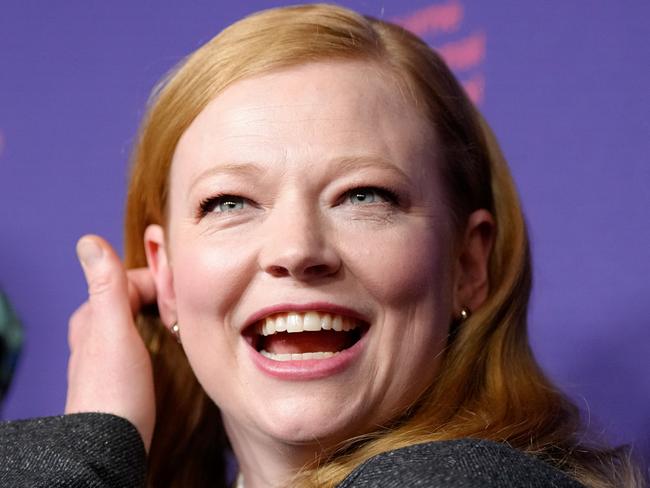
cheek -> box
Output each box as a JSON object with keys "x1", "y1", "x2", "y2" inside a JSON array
[
  {"x1": 341, "y1": 220, "x2": 455, "y2": 379},
  {"x1": 168, "y1": 234, "x2": 257, "y2": 399},
  {"x1": 339, "y1": 224, "x2": 454, "y2": 416},
  {"x1": 170, "y1": 233, "x2": 256, "y2": 323},
  {"x1": 341, "y1": 223, "x2": 454, "y2": 306}
]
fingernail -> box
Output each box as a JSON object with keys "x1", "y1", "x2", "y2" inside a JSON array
[{"x1": 76, "y1": 237, "x2": 103, "y2": 268}]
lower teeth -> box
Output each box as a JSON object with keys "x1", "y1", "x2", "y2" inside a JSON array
[{"x1": 260, "y1": 350, "x2": 339, "y2": 361}]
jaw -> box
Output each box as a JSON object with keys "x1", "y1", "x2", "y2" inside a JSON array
[{"x1": 222, "y1": 311, "x2": 444, "y2": 488}]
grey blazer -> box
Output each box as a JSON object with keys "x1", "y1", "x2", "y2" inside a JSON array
[{"x1": 0, "y1": 413, "x2": 583, "y2": 487}]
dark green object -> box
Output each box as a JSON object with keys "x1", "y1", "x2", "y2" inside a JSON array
[{"x1": 0, "y1": 290, "x2": 23, "y2": 403}]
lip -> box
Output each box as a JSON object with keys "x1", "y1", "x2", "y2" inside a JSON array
[
  {"x1": 242, "y1": 302, "x2": 371, "y2": 380},
  {"x1": 248, "y1": 330, "x2": 368, "y2": 380}
]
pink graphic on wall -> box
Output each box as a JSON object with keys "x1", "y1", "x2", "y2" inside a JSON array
[{"x1": 393, "y1": 0, "x2": 486, "y2": 104}]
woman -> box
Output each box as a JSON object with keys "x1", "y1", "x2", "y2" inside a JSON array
[{"x1": 1, "y1": 4, "x2": 641, "y2": 488}]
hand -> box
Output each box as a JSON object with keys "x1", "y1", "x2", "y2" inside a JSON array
[{"x1": 65, "y1": 235, "x2": 156, "y2": 452}]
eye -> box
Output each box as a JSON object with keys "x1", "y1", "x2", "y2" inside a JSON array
[
  {"x1": 199, "y1": 194, "x2": 248, "y2": 215},
  {"x1": 346, "y1": 187, "x2": 397, "y2": 205}
]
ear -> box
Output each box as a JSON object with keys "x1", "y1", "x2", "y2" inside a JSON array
[
  {"x1": 453, "y1": 209, "x2": 495, "y2": 316},
  {"x1": 144, "y1": 224, "x2": 177, "y2": 327}
]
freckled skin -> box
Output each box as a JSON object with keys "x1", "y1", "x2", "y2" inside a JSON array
[{"x1": 149, "y1": 61, "x2": 459, "y2": 482}]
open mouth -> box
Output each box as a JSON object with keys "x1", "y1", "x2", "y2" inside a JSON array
[{"x1": 247, "y1": 311, "x2": 367, "y2": 361}]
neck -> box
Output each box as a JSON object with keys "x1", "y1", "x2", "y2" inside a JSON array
[{"x1": 225, "y1": 419, "x2": 321, "y2": 488}]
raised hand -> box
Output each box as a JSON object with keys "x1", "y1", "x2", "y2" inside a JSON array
[{"x1": 65, "y1": 235, "x2": 156, "y2": 452}]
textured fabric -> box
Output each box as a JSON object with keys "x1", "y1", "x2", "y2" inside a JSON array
[
  {"x1": 339, "y1": 438, "x2": 584, "y2": 488},
  {"x1": 0, "y1": 414, "x2": 584, "y2": 487},
  {"x1": 0, "y1": 413, "x2": 145, "y2": 487}
]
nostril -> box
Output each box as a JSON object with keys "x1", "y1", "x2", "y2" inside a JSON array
[
  {"x1": 305, "y1": 264, "x2": 333, "y2": 276},
  {"x1": 266, "y1": 263, "x2": 333, "y2": 279},
  {"x1": 267, "y1": 265, "x2": 290, "y2": 277}
]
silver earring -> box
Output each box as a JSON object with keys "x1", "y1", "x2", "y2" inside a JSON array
[
  {"x1": 170, "y1": 322, "x2": 181, "y2": 343},
  {"x1": 459, "y1": 307, "x2": 471, "y2": 322}
]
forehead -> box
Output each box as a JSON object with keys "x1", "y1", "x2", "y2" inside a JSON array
[{"x1": 171, "y1": 60, "x2": 439, "y2": 187}]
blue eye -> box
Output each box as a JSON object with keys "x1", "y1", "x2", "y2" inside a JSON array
[
  {"x1": 347, "y1": 187, "x2": 395, "y2": 205},
  {"x1": 199, "y1": 195, "x2": 247, "y2": 215},
  {"x1": 216, "y1": 196, "x2": 245, "y2": 212}
]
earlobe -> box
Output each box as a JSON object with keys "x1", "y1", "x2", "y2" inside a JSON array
[
  {"x1": 453, "y1": 209, "x2": 495, "y2": 315},
  {"x1": 143, "y1": 224, "x2": 177, "y2": 326}
]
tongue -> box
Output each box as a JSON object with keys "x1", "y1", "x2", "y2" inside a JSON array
[{"x1": 262, "y1": 330, "x2": 354, "y2": 354}]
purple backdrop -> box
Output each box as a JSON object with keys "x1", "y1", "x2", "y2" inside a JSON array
[{"x1": 1, "y1": 0, "x2": 648, "y2": 465}]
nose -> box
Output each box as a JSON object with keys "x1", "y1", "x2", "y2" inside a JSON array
[{"x1": 258, "y1": 202, "x2": 341, "y2": 281}]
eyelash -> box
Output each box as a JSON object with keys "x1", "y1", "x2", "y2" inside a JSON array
[{"x1": 197, "y1": 185, "x2": 401, "y2": 218}]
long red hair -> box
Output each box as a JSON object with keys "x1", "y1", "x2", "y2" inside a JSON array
[{"x1": 123, "y1": 5, "x2": 642, "y2": 487}]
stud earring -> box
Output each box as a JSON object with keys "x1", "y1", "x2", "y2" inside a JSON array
[
  {"x1": 459, "y1": 307, "x2": 471, "y2": 322},
  {"x1": 170, "y1": 322, "x2": 181, "y2": 343},
  {"x1": 447, "y1": 307, "x2": 471, "y2": 344}
]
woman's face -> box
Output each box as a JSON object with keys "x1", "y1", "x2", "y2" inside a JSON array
[{"x1": 148, "y1": 61, "x2": 461, "y2": 454}]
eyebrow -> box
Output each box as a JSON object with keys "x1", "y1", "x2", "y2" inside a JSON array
[
  {"x1": 329, "y1": 155, "x2": 412, "y2": 183},
  {"x1": 188, "y1": 161, "x2": 268, "y2": 194}
]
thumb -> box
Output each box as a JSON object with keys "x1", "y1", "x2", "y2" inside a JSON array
[
  {"x1": 70, "y1": 235, "x2": 156, "y2": 451},
  {"x1": 76, "y1": 235, "x2": 132, "y2": 330}
]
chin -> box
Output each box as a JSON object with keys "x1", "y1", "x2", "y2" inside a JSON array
[
  {"x1": 263, "y1": 415, "x2": 365, "y2": 449},
  {"x1": 241, "y1": 388, "x2": 375, "y2": 449}
]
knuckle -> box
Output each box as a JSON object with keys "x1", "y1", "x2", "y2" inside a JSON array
[{"x1": 87, "y1": 273, "x2": 113, "y2": 297}]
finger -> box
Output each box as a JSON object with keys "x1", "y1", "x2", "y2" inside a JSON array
[
  {"x1": 76, "y1": 235, "x2": 132, "y2": 330},
  {"x1": 126, "y1": 268, "x2": 157, "y2": 316}
]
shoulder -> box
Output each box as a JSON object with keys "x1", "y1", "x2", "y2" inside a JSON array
[
  {"x1": 338, "y1": 438, "x2": 584, "y2": 488},
  {"x1": 0, "y1": 413, "x2": 145, "y2": 486}
]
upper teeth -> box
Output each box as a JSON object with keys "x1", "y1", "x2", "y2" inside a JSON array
[{"x1": 257, "y1": 311, "x2": 357, "y2": 336}]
